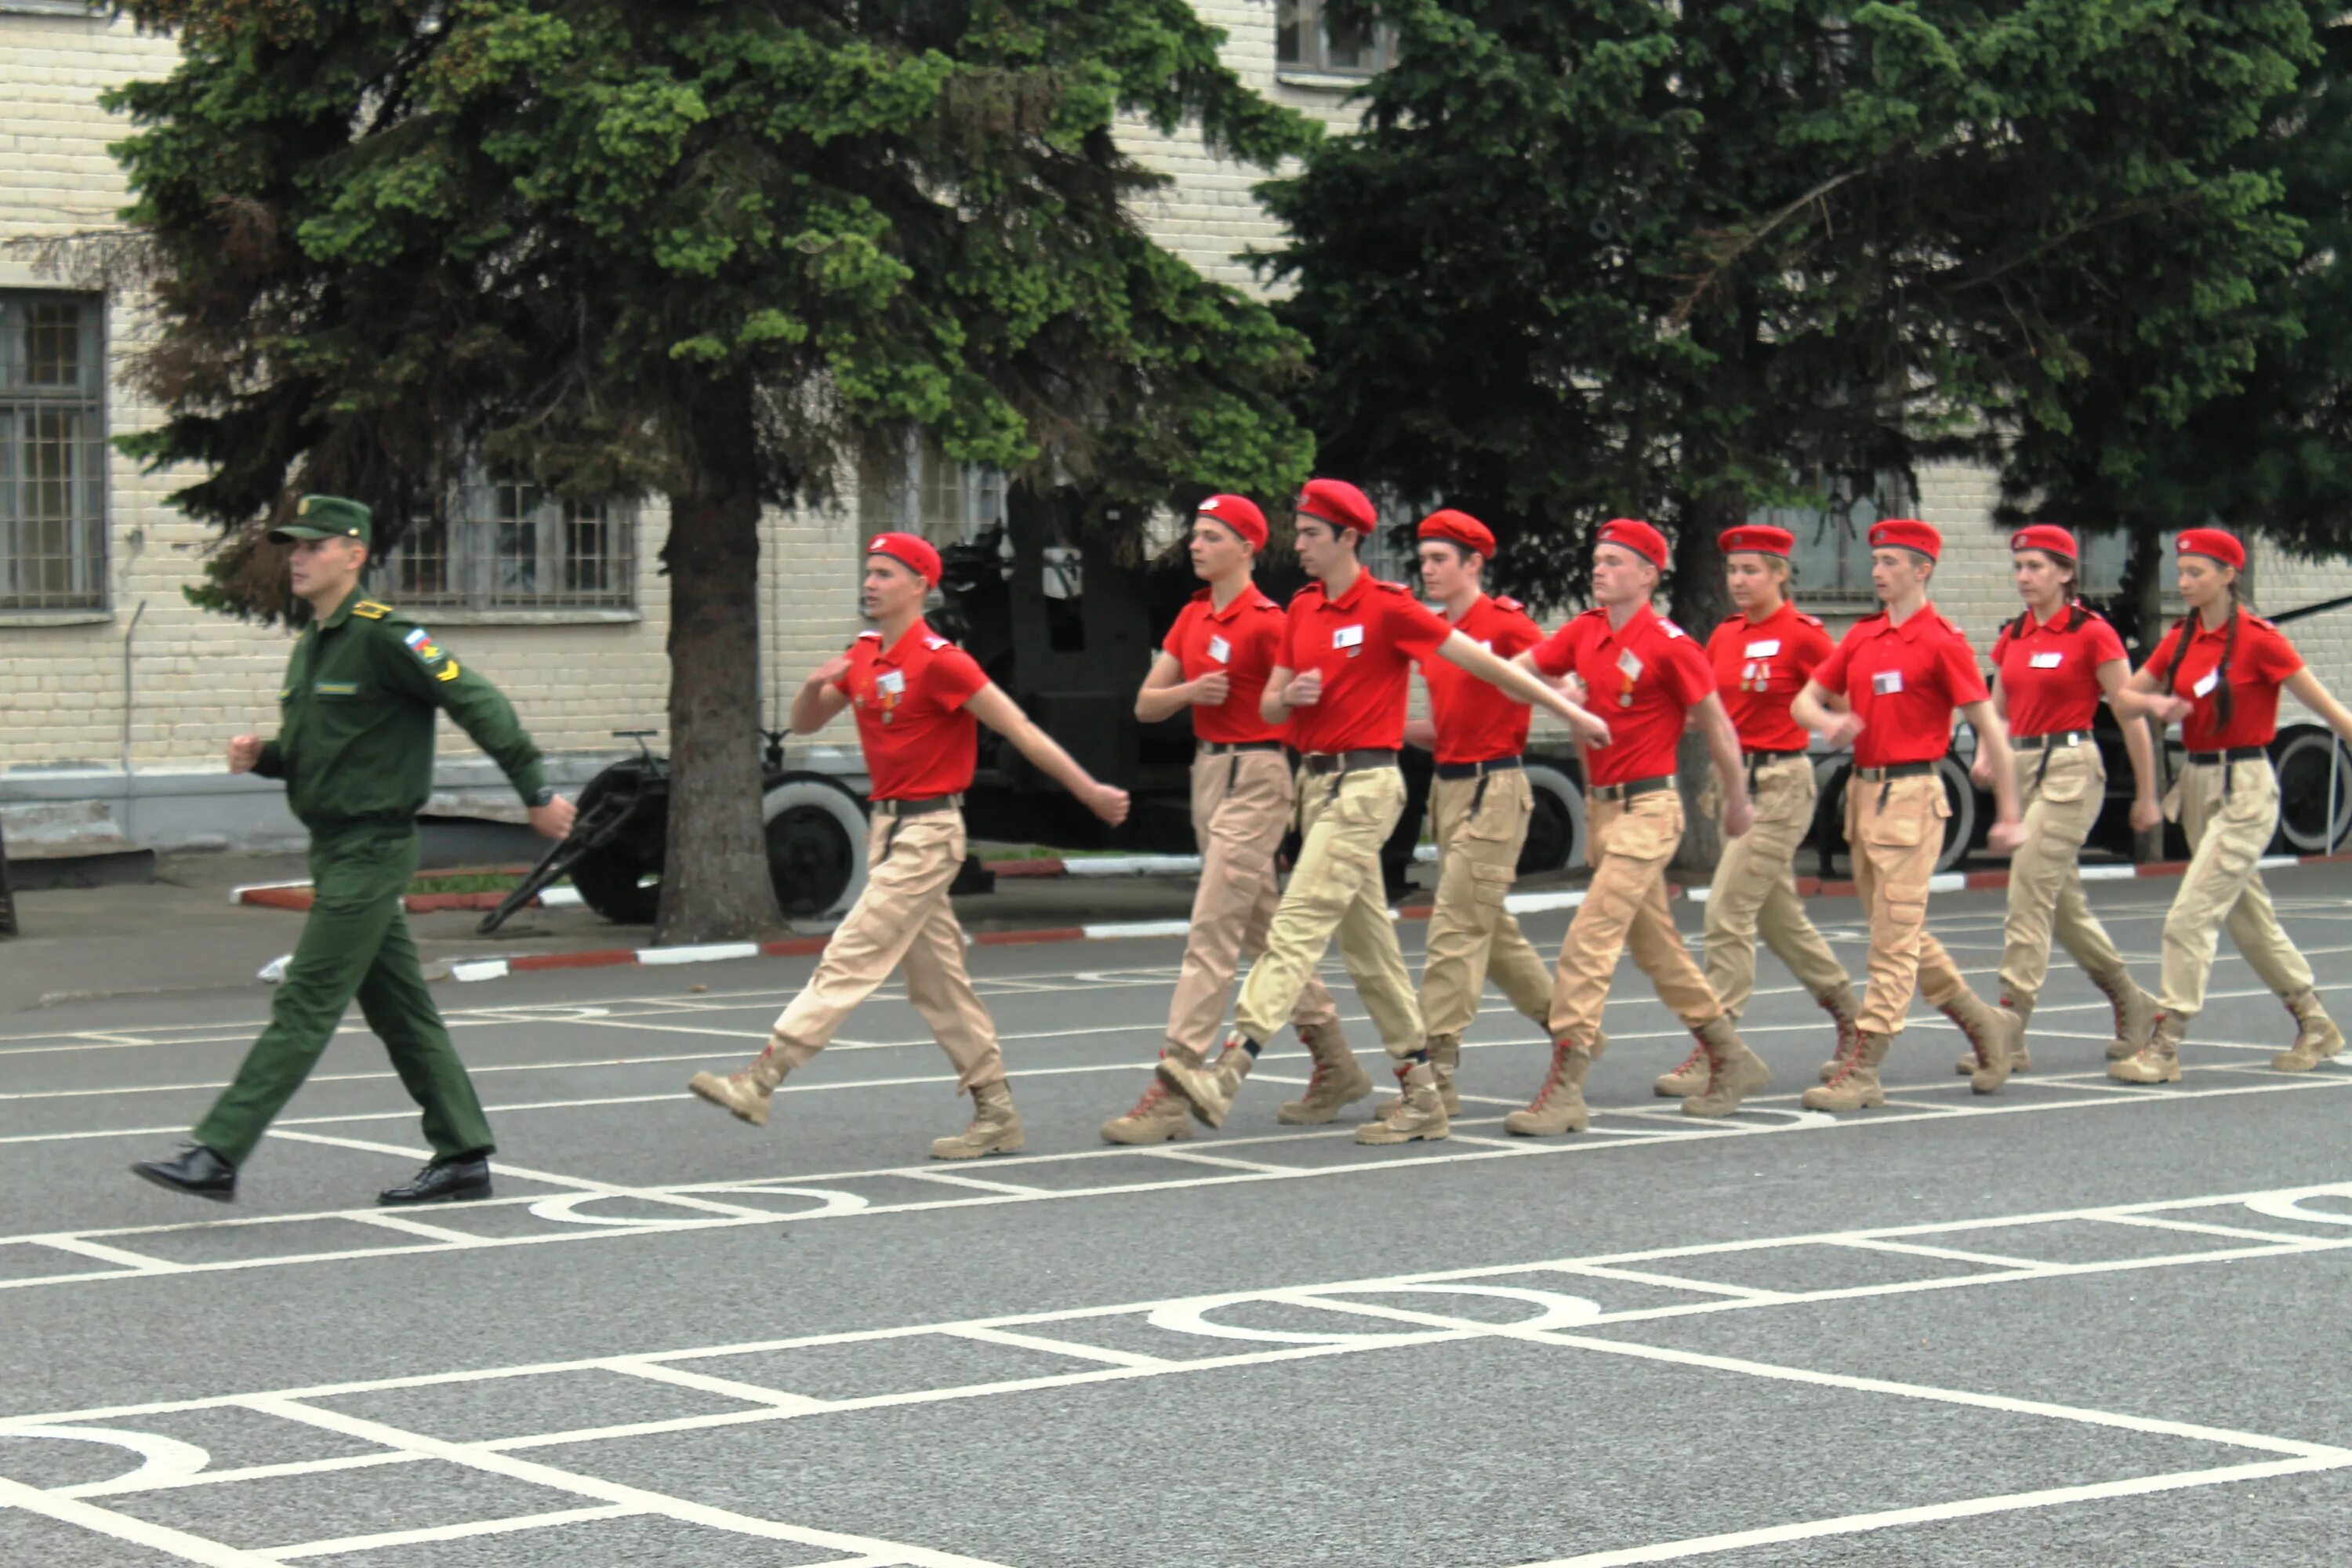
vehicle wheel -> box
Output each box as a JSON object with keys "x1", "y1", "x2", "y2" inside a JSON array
[
  {"x1": 2268, "y1": 725, "x2": 2352, "y2": 854},
  {"x1": 568, "y1": 759, "x2": 666, "y2": 924},
  {"x1": 1934, "y1": 754, "x2": 1976, "y2": 873},
  {"x1": 1519, "y1": 763, "x2": 1586, "y2": 873},
  {"x1": 763, "y1": 775, "x2": 869, "y2": 919}
]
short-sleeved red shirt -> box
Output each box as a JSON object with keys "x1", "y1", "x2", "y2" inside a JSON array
[
  {"x1": 1530, "y1": 602, "x2": 1713, "y2": 785},
  {"x1": 1422, "y1": 593, "x2": 1543, "y2": 764},
  {"x1": 833, "y1": 619, "x2": 990, "y2": 800},
  {"x1": 1812, "y1": 604, "x2": 1989, "y2": 768},
  {"x1": 1990, "y1": 605, "x2": 2129, "y2": 738},
  {"x1": 1280, "y1": 568, "x2": 1454, "y2": 754},
  {"x1": 1162, "y1": 583, "x2": 1289, "y2": 746},
  {"x1": 2140, "y1": 609, "x2": 2304, "y2": 751},
  {"x1": 1706, "y1": 600, "x2": 1835, "y2": 753}
]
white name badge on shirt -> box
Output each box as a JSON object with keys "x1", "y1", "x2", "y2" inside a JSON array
[
  {"x1": 877, "y1": 670, "x2": 907, "y2": 695},
  {"x1": 1207, "y1": 634, "x2": 1231, "y2": 664},
  {"x1": 1872, "y1": 669, "x2": 1904, "y2": 695},
  {"x1": 1333, "y1": 624, "x2": 1365, "y2": 650},
  {"x1": 2194, "y1": 670, "x2": 2220, "y2": 698},
  {"x1": 1617, "y1": 649, "x2": 1644, "y2": 678},
  {"x1": 1744, "y1": 638, "x2": 1782, "y2": 658},
  {"x1": 2030, "y1": 652, "x2": 2064, "y2": 670}
]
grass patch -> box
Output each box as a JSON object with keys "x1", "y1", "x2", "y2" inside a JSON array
[{"x1": 408, "y1": 872, "x2": 568, "y2": 895}]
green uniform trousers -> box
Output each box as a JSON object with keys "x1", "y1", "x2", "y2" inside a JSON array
[{"x1": 194, "y1": 828, "x2": 495, "y2": 1167}]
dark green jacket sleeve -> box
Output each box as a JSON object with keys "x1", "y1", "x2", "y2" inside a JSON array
[
  {"x1": 376, "y1": 618, "x2": 550, "y2": 804},
  {"x1": 254, "y1": 739, "x2": 289, "y2": 780}
]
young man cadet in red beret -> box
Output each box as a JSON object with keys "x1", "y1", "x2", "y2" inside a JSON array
[
  {"x1": 1361, "y1": 508, "x2": 1560, "y2": 1123},
  {"x1": 1156, "y1": 479, "x2": 1613, "y2": 1145},
  {"x1": 688, "y1": 532, "x2": 1131, "y2": 1158},
  {"x1": 1507, "y1": 519, "x2": 1767, "y2": 1134},
  {"x1": 1654, "y1": 524, "x2": 1864, "y2": 1106},
  {"x1": 1792, "y1": 518, "x2": 2028, "y2": 1111},
  {"x1": 1101, "y1": 495, "x2": 1356, "y2": 1143}
]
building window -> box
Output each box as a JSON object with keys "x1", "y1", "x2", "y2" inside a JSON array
[
  {"x1": 0, "y1": 294, "x2": 106, "y2": 611},
  {"x1": 1278, "y1": 0, "x2": 1397, "y2": 75},
  {"x1": 373, "y1": 476, "x2": 634, "y2": 610},
  {"x1": 862, "y1": 434, "x2": 1007, "y2": 549},
  {"x1": 2077, "y1": 527, "x2": 2179, "y2": 600},
  {"x1": 1767, "y1": 481, "x2": 1907, "y2": 604}
]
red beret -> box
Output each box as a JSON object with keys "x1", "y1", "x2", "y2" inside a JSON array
[
  {"x1": 1597, "y1": 517, "x2": 1669, "y2": 572},
  {"x1": 866, "y1": 531, "x2": 942, "y2": 588},
  {"x1": 1868, "y1": 517, "x2": 1943, "y2": 561},
  {"x1": 1297, "y1": 477, "x2": 1377, "y2": 535},
  {"x1": 1718, "y1": 524, "x2": 1794, "y2": 558},
  {"x1": 2177, "y1": 527, "x2": 2245, "y2": 571},
  {"x1": 1194, "y1": 494, "x2": 1267, "y2": 550},
  {"x1": 2010, "y1": 524, "x2": 2079, "y2": 560},
  {"x1": 1416, "y1": 509, "x2": 1495, "y2": 557}
]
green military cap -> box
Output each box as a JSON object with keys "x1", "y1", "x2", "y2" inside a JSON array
[{"x1": 269, "y1": 494, "x2": 372, "y2": 544}]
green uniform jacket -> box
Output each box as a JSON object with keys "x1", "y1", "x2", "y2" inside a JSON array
[{"x1": 253, "y1": 587, "x2": 549, "y2": 833}]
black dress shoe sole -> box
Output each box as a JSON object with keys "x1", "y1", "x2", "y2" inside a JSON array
[
  {"x1": 131, "y1": 1163, "x2": 234, "y2": 1202},
  {"x1": 376, "y1": 1181, "x2": 492, "y2": 1207}
]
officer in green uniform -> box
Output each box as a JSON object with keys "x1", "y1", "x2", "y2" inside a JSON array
[{"x1": 132, "y1": 495, "x2": 575, "y2": 1205}]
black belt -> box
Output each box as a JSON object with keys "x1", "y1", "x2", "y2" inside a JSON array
[
  {"x1": 872, "y1": 793, "x2": 963, "y2": 818},
  {"x1": 2015, "y1": 731, "x2": 2092, "y2": 750},
  {"x1": 1301, "y1": 749, "x2": 1399, "y2": 775},
  {"x1": 1853, "y1": 761, "x2": 1936, "y2": 782},
  {"x1": 1433, "y1": 755, "x2": 1522, "y2": 780},
  {"x1": 1742, "y1": 746, "x2": 1806, "y2": 787},
  {"x1": 1588, "y1": 773, "x2": 1676, "y2": 804},
  {"x1": 1199, "y1": 740, "x2": 1284, "y2": 756},
  {"x1": 2187, "y1": 746, "x2": 2266, "y2": 764}
]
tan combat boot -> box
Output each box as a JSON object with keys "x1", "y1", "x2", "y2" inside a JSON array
[
  {"x1": 1158, "y1": 1036, "x2": 1249, "y2": 1127},
  {"x1": 2090, "y1": 971, "x2": 2158, "y2": 1062},
  {"x1": 1681, "y1": 1017, "x2": 1771, "y2": 1118},
  {"x1": 1940, "y1": 987, "x2": 2020, "y2": 1094},
  {"x1": 931, "y1": 1079, "x2": 1025, "y2": 1159},
  {"x1": 687, "y1": 1036, "x2": 800, "y2": 1127},
  {"x1": 1504, "y1": 1040, "x2": 1592, "y2": 1136},
  {"x1": 1817, "y1": 982, "x2": 1863, "y2": 1081},
  {"x1": 1099, "y1": 1071, "x2": 1195, "y2": 1145},
  {"x1": 1356, "y1": 1062, "x2": 1451, "y2": 1145},
  {"x1": 1802, "y1": 1030, "x2": 1891, "y2": 1111},
  {"x1": 2108, "y1": 1011, "x2": 2185, "y2": 1083},
  {"x1": 1278, "y1": 1021, "x2": 1373, "y2": 1124},
  {"x1": 1654, "y1": 1038, "x2": 1711, "y2": 1098},
  {"x1": 1377, "y1": 1034, "x2": 1462, "y2": 1119},
  {"x1": 2274, "y1": 989, "x2": 2344, "y2": 1072},
  {"x1": 1955, "y1": 993, "x2": 2033, "y2": 1076}
]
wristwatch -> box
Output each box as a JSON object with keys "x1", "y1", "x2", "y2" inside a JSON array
[{"x1": 527, "y1": 786, "x2": 557, "y2": 808}]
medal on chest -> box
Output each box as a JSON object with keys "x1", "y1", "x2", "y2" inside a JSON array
[
  {"x1": 1616, "y1": 648, "x2": 1642, "y2": 707},
  {"x1": 875, "y1": 668, "x2": 907, "y2": 723},
  {"x1": 1742, "y1": 659, "x2": 1772, "y2": 693}
]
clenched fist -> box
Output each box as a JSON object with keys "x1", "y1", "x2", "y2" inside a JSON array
[{"x1": 227, "y1": 735, "x2": 264, "y2": 774}]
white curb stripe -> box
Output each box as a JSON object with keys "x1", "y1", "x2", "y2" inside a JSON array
[
  {"x1": 1062, "y1": 855, "x2": 1201, "y2": 878},
  {"x1": 635, "y1": 943, "x2": 762, "y2": 966},
  {"x1": 1078, "y1": 920, "x2": 1192, "y2": 940},
  {"x1": 450, "y1": 961, "x2": 510, "y2": 984},
  {"x1": 225, "y1": 880, "x2": 310, "y2": 905},
  {"x1": 2077, "y1": 864, "x2": 2137, "y2": 880}
]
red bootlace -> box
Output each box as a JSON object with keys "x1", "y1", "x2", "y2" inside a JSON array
[
  {"x1": 1123, "y1": 1081, "x2": 1173, "y2": 1118},
  {"x1": 1529, "y1": 1041, "x2": 1574, "y2": 1109},
  {"x1": 1668, "y1": 1041, "x2": 1705, "y2": 1079}
]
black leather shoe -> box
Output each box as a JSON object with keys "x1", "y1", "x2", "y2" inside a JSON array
[
  {"x1": 132, "y1": 1145, "x2": 236, "y2": 1201},
  {"x1": 379, "y1": 1154, "x2": 492, "y2": 1205}
]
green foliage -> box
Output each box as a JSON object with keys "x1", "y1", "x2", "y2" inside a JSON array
[
  {"x1": 1265, "y1": 0, "x2": 2326, "y2": 612},
  {"x1": 110, "y1": 0, "x2": 1323, "y2": 621}
]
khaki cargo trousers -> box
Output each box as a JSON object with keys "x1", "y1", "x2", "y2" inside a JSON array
[
  {"x1": 1701, "y1": 755, "x2": 1849, "y2": 1019},
  {"x1": 1234, "y1": 764, "x2": 1424, "y2": 1054},
  {"x1": 767, "y1": 808, "x2": 1004, "y2": 1090},
  {"x1": 2158, "y1": 756, "x2": 2313, "y2": 1020},
  {"x1": 1848, "y1": 772, "x2": 1973, "y2": 1036},
  {"x1": 1998, "y1": 740, "x2": 2136, "y2": 1014},
  {"x1": 1165, "y1": 747, "x2": 1342, "y2": 1054},
  {"x1": 1548, "y1": 789, "x2": 1723, "y2": 1047},
  {"x1": 1419, "y1": 768, "x2": 1554, "y2": 1041}
]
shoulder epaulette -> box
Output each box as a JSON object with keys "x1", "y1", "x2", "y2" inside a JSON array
[
  {"x1": 1252, "y1": 596, "x2": 1283, "y2": 612},
  {"x1": 924, "y1": 634, "x2": 953, "y2": 650},
  {"x1": 1796, "y1": 612, "x2": 1824, "y2": 628},
  {"x1": 1574, "y1": 604, "x2": 1609, "y2": 622},
  {"x1": 1717, "y1": 612, "x2": 1744, "y2": 627},
  {"x1": 1494, "y1": 595, "x2": 1525, "y2": 614},
  {"x1": 2253, "y1": 615, "x2": 2278, "y2": 630},
  {"x1": 350, "y1": 600, "x2": 392, "y2": 620},
  {"x1": 1188, "y1": 586, "x2": 1213, "y2": 604},
  {"x1": 1938, "y1": 615, "x2": 1967, "y2": 639},
  {"x1": 1371, "y1": 579, "x2": 1411, "y2": 594},
  {"x1": 855, "y1": 630, "x2": 883, "y2": 641},
  {"x1": 1658, "y1": 619, "x2": 1687, "y2": 639},
  {"x1": 1289, "y1": 583, "x2": 1325, "y2": 606}
]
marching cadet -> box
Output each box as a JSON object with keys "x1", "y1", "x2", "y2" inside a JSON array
[
  {"x1": 1790, "y1": 519, "x2": 2027, "y2": 1111},
  {"x1": 2111, "y1": 527, "x2": 2352, "y2": 1082},
  {"x1": 1963, "y1": 524, "x2": 2161, "y2": 1073},
  {"x1": 1377, "y1": 508, "x2": 1559, "y2": 1119},
  {"x1": 688, "y1": 533, "x2": 1131, "y2": 1158},
  {"x1": 1154, "y1": 479, "x2": 1612, "y2": 1146},
  {"x1": 1511, "y1": 519, "x2": 1768, "y2": 1132},
  {"x1": 133, "y1": 495, "x2": 576, "y2": 1204},
  {"x1": 1101, "y1": 495, "x2": 1356, "y2": 1144},
  {"x1": 1654, "y1": 524, "x2": 1864, "y2": 1099}
]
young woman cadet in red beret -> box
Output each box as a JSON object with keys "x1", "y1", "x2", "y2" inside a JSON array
[{"x1": 2111, "y1": 528, "x2": 2352, "y2": 1083}]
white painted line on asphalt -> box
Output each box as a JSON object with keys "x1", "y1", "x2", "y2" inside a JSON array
[
  {"x1": 28, "y1": 1234, "x2": 192, "y2": 1275},
  {"x1": 1829, "y1": 1236, "x2": 2054, "y2": 1272},
  {"x1": 941, "y1": 1326, "x2": 1176, "y2": 1369},
  {"x1": 0, "y1": 1472, "x2": 283, "y2": 1567},
  {"x1": 1145, "y1": 1149, "x2": 1301, "y2": 1175},
  {"x1": 263, "y1": 1504, "x2": 640, "y2": 1562},
  {"x1": 595, "y1": 1359, "x2": 831, "y2": 1414},
  {"x1": 897, "y1": 1170, "x2": 1052, "y2": 1197}
]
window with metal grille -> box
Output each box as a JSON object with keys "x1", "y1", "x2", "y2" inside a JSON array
[
  {"x1": 1277, "y1": 0, "x2": 1398, "y2": 74},
  {"x1": 372, "y1": 477, "x2": 634, "y2": 611},
  {"x1": 1770, "y1": 476, "x2": 1911, "y2": 604},
  {"x1": 0, "y1": 294, "x2": 107, "y2": 612}
]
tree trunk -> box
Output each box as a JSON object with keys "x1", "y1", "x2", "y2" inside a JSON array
[
  {"x1": 1669, "y1": 487, "x2": 1741, "y2": 876},
  {"x1": 656, "y1": 376, "x2": 786, "y2": 944},
  {"x1": 2118, "y1": 527, "x2": 2169, "y2": 866}
]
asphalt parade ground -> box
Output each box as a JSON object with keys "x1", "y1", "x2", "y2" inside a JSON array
[{"x1": 5, "y1": 867, "x2": 2352, "y2": 1566}]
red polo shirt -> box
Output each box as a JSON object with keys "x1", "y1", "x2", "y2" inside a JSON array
[
  {"x1": 833, "y1": 619, "x2": 990, "y2": 800},
  {"x1": 1530, "y1": 602, "x2": 1712, "y2": 785},
  {"x1": 1422, "y1": 593, "x2": 1543, "y2": 764},
  {"x1": 1162, "y1": 583, "x2": 1289, "y2": 746},
  {"x1": 2141, "y1": 609, "x2": 2303, "y2": 751},
  {"x1": 1991, "y1": 605, "x2": 2129, "y2": 738},
  {"x1": 1812, "y1": 604, "x2": 1988, "y2": 768},
  {"x1": 1280, "y1": 569, "x2": 1454, "y2": 754},
  {"x1": 1706, "y1": 600, "x2": 1834, "y2": 753}
]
